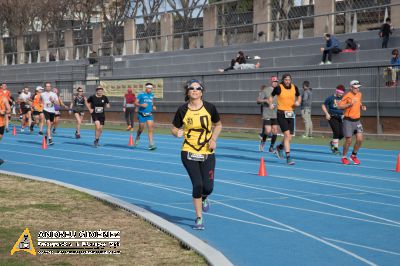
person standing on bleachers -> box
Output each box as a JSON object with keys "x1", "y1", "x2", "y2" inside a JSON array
[
  {"x1": 319, "y1": 34, "x2": 342, "y2": 65},
  {"x1": 380, "y1": 18, "x2": 393, "y2": 49},
  {"x1": 300, "y1": 81, "x2": 313, "y2": 138}
]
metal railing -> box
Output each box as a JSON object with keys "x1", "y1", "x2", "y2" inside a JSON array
[{"x1": 0, "y1": 2, "x2": 398, "y2": 65}]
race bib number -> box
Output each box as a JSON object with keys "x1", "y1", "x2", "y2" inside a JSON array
[
  {"x1": 25, "y1": 104, "x2": 30, "y2": 108},
  {"x1": 187, "y1": 152, "x2": 208, "y2": 162},
  {"x1": 46, "y1": 103, "x2": 53, "y2": 108},
  {"x1": 95, "y1": 107, "x2": 104, "y2": 113},
  {"x1": 284, "y1": 111, "x2": 294, "y2": 118}
]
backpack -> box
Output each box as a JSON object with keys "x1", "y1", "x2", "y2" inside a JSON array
[{"x1": 345, "y1": 38, "x2": 358, "y2": 50}]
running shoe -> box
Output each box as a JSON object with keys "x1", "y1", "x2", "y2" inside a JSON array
[
  {"x1": 94, "y1": 140, "x2": 99, "y2": 147},
  {"x1": 75, "y1": 132, "x2": 81, "y2": 139},
  {"x1": 52, "y1": 129, "x2": 56, "y2": 134},
  {"x1": 134, "y1": 139, "x2": 140, "y2": 147},
  {"x1": 193, "y1": 217, "x2": 205, "y2": 230},
  {"x1": 148, "y1": 144, "x2": 157, "y2": 150},
  {"x1": 48, "y1": 139, "x2": 54, "y2": 146},
  {"x1": 29, "y1": 125, "x2": 34, "y2": 132},
  {"x1": 329, "y1": 141, "x2": 335, "y2": 153},
  {"x1": 268, "y1": 146, "x2": 274, "y2": 153},
  {"x1": 5, "y1": 128, "x2": 9, "y2": 133},
  {"x1": 126, "y1": 125, "x2": 131, "y2": 131},
  {"x1": 20, "y1": 128, "x2": 24, "y2": 133},
  {"x1": 259, "y1": 141, "x2": 265, "y2": 152},
  {"x1": 0, "y1": 158, "x2": 4, "y2": 166},
  {"x1": 286, "y1": 157, "x2": 295, "y2": 165},
  {"x1": 275, "y1": 146, "x2": 284, "y2": 159},
  {"x1": 350, "y1": 154, "x2": 360, "y2": 165},
  {"x1": 333, "y1": 147, "x2": 341, "y2": 155},
  {"x1": 341, "y1": 157, "x2": 350, "y2": 165},
  {"x1": 38, "y1": 131, "x2": 43, "y2": 135},
  {"x1": 202, "y1": 198, "x2": 210, "y2": 213},
  {"x1": 326, "y1": 61, "x2": 332, "y2": 65}
]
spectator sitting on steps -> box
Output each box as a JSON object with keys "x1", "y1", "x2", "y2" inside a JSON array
[
  {"x1": 319, "y1": 33, "x2": 342, "y2": 65},
  {"x1": 384, "y1": 49, "x2": 400, "y2": 87},
  {"x1": 218, "y1": 51, "x2": 260, "y2": 72}
]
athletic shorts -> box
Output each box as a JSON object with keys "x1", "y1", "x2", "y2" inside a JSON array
[
  {"x1": 91, "y1": 114, "x2": 105, "y2": 125},
  {"x1": 43, "y1": 110, "x2": 55, "y2": 122},
  {"x1": 0, "y1": 126, "x2": 4, "y2": 135},
  {"x1": 277, "y1": 111, "x2": 295, "y2": 135},
  {"x1": 33, "y1": 111, "x2": 43, "y2": 116},
  {"x1": 343, "y1": 118, "x2": 363, "y2": 137},
  {"x1": 138, "y1": 113, "x2": 153, "y2": 123},
  {"x1": 21, "y1": 107, "x2": 31, "y2": 115},
  {"x1": 263, "y1": 118, "x2": 278, "y2": 126},
  {"x1": 55, "y1": 111, "x2": 61, "y2": 117},
  {"x1": 73, "y1": 110, "x2": 84, "y2": 116}
]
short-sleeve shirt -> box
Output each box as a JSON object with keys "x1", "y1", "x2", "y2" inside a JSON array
[
  {"x1": 258, "y1": 87, "x2": 277, "y2": 119},
  {"x1": 41, "y1": 91, "x2": 59, "y2": 113},
  {"x1": 172, "y1": 101, "x2": 220, "y2": 154},
  {"x1": 137, "y1": 92, "x2": 154, "y2": 114},
  {"x1": 338, "y1": 91, "x2": 362, "y2": 120},
  {"x1": 87, "y1": 95, "x2": 109, "y2": 116},
  {"x1": 324, "y1": 95, "x2": 343, "y2": 117},
  {"x1": 19, "y1": 92, "x2": 32, "y2": 109}
]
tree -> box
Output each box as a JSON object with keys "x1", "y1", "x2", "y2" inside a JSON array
[
  {"x1": 100, "y1": 0, "x2": 141, "y2": 55},
  {"x1": 139, "y1": 0, "x2": 163, "y2": 52},
  {"x1": 166, "y1": 0, "x2": 207, "y2": 49}
]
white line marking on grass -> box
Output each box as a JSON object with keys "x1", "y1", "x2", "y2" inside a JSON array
[{"x1": 323, "y1": 238, "x2": 400, "y2": 256}]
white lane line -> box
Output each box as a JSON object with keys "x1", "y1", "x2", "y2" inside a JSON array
[
  {"x1": 145, "y1": 183, "x2": 399, "y2": 228},
  {"x1": 0, "y1": 162, "x2": 382, "y2": 264},
  {"x1": 2, "y1": 148, "x2": 400, "y2": 226},
  {"x1": 3, "y1": 146, "x2": 400, "y2": 198},
  {"x1": 71, "y1": 135, "x2": 394, "y2": 164},
  {"x1": 218, "y1": 179, "x2": 400, "y2": 226},
  {"x1": 93, "y1": 131, "x2": 397, "y2": 158},
  {"x1": 213, "y1": 200, "x2": 377, "y2": 266},
  {"x1": 104, "y1": 192, "x2": 292, "y2": 232},
  {"x1": 2, "y1": 142, "x2": 397, "y2": 183},
  {"x1": 323, "y1": 238, "x2": 400, "y2": 256}
]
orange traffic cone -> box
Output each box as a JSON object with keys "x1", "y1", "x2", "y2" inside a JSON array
[
  {"x1": 42, "y1": 137, "x2": 47, "y2": 150},
  {"x1": 258, "y1": 157, "x2": 267, "y2": 176},
  {"x1": 12, "y1": 125, "x2": 16, "y2": 136},
  {"x1": 128, "y1": 134, "x2": 134, "y2": 146},
  {"x1": 396, "y1": 154, "x2": 400, "y2": 173}
]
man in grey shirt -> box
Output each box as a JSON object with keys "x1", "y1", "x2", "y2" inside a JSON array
[
  {"x1": 257, "y1": 76, "x2": 279, "y2": 152},
  {"x1": 301, "y1": 80, "x2": 313, "y2": 138}
]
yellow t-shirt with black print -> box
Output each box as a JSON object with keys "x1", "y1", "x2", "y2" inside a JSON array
[{"x1": 172, "y1": 101, "x2": 220, "y2": 154}]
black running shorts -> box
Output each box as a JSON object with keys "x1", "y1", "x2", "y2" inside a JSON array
[
  {"x1": 277, "y1": 111, "x2": 295, "y2": 135},
  {"x1": 43, "y1": 110, "x2": 55, "y2": 122},
  {"x1": 91, "y1": 113, "x2": 105, "y2": 125}
]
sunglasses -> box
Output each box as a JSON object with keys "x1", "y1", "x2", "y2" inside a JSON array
[
  {"x1": 188, "y1": 86, "x2": 203, "y2": 91},
  {"x1": 78, "y1": 91, "x2": 83, "y2": 92},
  {"x1": 272, "y1": 80, "x2": 278, "y2": 82}
]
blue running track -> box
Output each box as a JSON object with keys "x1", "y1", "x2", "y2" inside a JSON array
[{"x1": 1, "y1": 127, "x2": 399, "y2": 266}]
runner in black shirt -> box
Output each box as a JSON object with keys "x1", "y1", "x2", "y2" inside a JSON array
[{"x1": 85, "y1": 86, "x2": 110, "y2": 147}]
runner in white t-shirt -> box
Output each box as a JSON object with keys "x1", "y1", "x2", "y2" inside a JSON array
[
  {"x1": 41, "y1": 82, "x2": 59, "y2": 145},
  {"x1": 18, "y1": 87, "x2": 32, "y2": 132}
]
